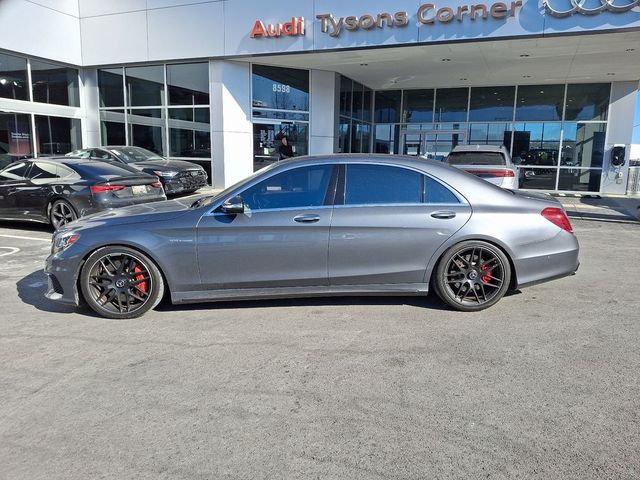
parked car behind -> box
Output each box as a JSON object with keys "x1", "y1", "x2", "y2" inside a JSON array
[
  {"x1": 445, "y1": 145, "x2": 518, "y2": 189},
  {"x1": 0, "y1": 157, "x2": 166, "y2": 229},
  {"x1": 68, "y1": 146, "x2": 208, "y2": 195}
]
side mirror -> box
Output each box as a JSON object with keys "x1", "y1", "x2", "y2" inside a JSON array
[{"x1": 221, "y1": 195, "x2": 245, "y2": 214}]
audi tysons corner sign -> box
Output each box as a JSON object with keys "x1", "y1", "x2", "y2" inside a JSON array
[{"x1": 249, "y1": 0, "x2": 640, "y2": 38}]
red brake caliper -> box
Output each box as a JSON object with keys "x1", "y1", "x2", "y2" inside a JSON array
[
  {"x1": 133, "y1": 265, "x2": 148, "y2": 294},
  {"x1": 481, "y1": 263, "x2": 492, "y2": 284}
]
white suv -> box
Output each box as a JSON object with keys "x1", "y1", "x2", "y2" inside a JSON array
[{"x1": 445, "y1": 145, "x2": 518, "y2": 190}]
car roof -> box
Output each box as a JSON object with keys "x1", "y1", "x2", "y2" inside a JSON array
[{"x1": 450, "y1": 145, "x2": 507, "y2": 153}]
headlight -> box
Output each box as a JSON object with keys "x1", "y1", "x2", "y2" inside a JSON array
[
  {"x1": 153, "y1": 170, "x2": 179, "y2": 178},
  {"x1": 52, "y1": 232, "x2": 80, "y2": 254}
]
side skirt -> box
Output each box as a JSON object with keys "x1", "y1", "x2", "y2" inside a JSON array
[{"x1": 172, "y1": 283, "x2": 430, "y2": 304}]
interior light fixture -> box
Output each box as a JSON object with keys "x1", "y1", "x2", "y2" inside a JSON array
[
  {"x1": 441, "y1": 58, "x2": 451, "y2": 62},
  {"x1": 359, "y1": 63, "x2": 368, "y2": 66},
  {"x1": 519, "y1": 54, "x2": 530, "y2": 57},
  {"x1": 522, "y1": 75, "x2": 531, "y2": 78}
]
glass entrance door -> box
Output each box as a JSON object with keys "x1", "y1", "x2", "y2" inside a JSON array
[
  {"x1": 400, "y1": 129, "x2": 466, "y2": 162},
  {"x1": 252, "y1": 121, "x2": 308, "y2": 172}
]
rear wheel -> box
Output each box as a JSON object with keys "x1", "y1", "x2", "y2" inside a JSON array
[
  {"x1": 433, "y1": 241, "x2": 511, "y2": 312},
  {"x1": 49, "y1": 200, "x2": 77, "y2": 229},
  {"x1": 80, "y1": 246, "x2": 164, "y2": 319}
]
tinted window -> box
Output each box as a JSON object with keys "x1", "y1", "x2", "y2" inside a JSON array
[
  {"x1": 56, "y1": 165, "x2": 80, "y2": 180},
  {"x1": 90, "y1": 149, "x2": 114, "y2": 160},
  {"x1": 126, "y1": 65, "x2": 164, "y2": 107},
  {"x1": 564, "y1": 83, "x2": 610, "y2": 122},
  {"x1": 31, "y1": 60, "x2": 80, "y2": 107},
  {"x1": 98, "y1": 68, "x2": 124, "y2": 107},
  {"x1": 252, "y1": 65, "x2": 309, "y2": 112},
  {"x1": 345, "y1": 164, "x2": 422, "y2": 205},
  {"x1": 241, "y1": 165, "x2": 334, "y2": 211},
  {"x1": 447, "y1": 152, "x2": 506, "y2": 166},
  {"x1": 0, "y1": 53, "x2": 28, "y2": 101},
  {"x1": 469, "y1": 86, "x2": 515, "y2": 122},
  {"x1": 109, "y1": 147, "x2": 163, "y2": 163},
  {"x1": 374, "y1": 90, "x2": 401, "y2": 123},
  {"x1": 0, "y1": 162, "x2": 30, "y2": 181},
  {"x1": 425, "y1": 176, "x2": 460, "y2": 204},
  {"x1": 516, "y1": 84, "x2": 565, "y2": 121},
  {"x1": 403, "y1": 89, "x2": 434, "y2": 123},
  {"x1": 435, "y1": 88, "x2": 469, "y2": 122},
  {"x1": 29, "y1": 162, "x2": 59, "y2": 181},
  {"x1": 34, "y1": 115, "x2": 82, "y2": 155},
  {"x1": 167, "y1": 63, "x2": 209, "y2": 105}
]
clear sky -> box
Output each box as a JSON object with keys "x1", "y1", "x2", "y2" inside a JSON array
[{"x1": 634, "y1": 93, "x2": 640, "y2": 144}]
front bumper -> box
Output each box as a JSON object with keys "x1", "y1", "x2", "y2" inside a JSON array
[
  {"x1": 162, "y1": 172, "x2": 208, "y2": 194},
  {"x1": 44, "y1": 249, "x2": 84, "y2": 306}
]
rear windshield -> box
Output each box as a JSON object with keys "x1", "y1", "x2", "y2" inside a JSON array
[
  {"x1": 69, "y1": 161, "x2": 141, "y2": 179},
  {"x1": 447, "y1": 151, "x2": 506, "y2": 166},
  {"x1": 109, "y1": 147, "x2": 164, "y2": 163}
]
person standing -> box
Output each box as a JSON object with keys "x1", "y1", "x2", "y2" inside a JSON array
[{"x1": 278, "y1": 135, "x2": 294, "y2": 160}]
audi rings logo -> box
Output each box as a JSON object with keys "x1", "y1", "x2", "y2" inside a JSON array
[{"x1": 544, "y1": 0, "x2": 640, "y2": 17}]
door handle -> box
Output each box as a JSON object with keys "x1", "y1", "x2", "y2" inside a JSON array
[
  {"x1": 293, "y1": 214, "x2": 320, "y2": 223},
  {"x1": 7, "y1": 187, "x2": 17, "y2": 193},
  {"x1": 431, "y1": 211, "x2": 456, "y2": 220}
]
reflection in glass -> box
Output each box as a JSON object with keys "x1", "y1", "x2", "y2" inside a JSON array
[
  {"x1": 98, "y1": 68, "x2": 124, "y2": 107},
  {"x1": 352, "y1": 82, "x2": 364, "y2": 120},
  {"x1": 339, "y1": 118, "x2": 351, "y2": 153},
  {"x1": 374, "y1": 90, "x2": 401, "y2": 123},
  {"x1": 0, "y1": 112, "x2": 32, "y2": 169},
  {"x1": 512, "y1": 122, "x2": 561, "y2": 166},
  {"x1": 128, "y1": 123, "x2": 165, "y2": 156},
  {"x1": 345, "y1": 164, "x2": 422, "y2": 205},
  {"x1": 252, "y1": 65, "x2": 309, "y2": 112},
  {"x1": 168, "y1": 108, "x2": 210, "y2": 158},
  {"x1": 469, "y1": 86, "x2": 515, "y2": 122},
  {"x1": 558, "y1": 168, "x2": 602, "y2": 191},
  {"x1": 31, "y1": 60, "x2": 80, "y2": 107},
  {"x1": 100, "y1": 110, "x2": 126, "y2": 145},
  {"x1": 564, "y1": 83, "x2": 610, "y2": 121},
  {"x1": 435, "y1": 88, "x2": 468, "y2": 122},
  {"x1": 363, "y1": 87, "x2": 372, "y2": 123},
  {"x1": 34, "y1": 115, "x2": 81, "y2": 155},
  {"x1": 252, "y1": 122, "x2": 308, "y2": 171},
  {"x1": 339, "y1": 76, "x2": 352, "y2": 117},
  {"x1": 518, "y1": 167, "x2": 557, "y2": 190},
  {"x1": 167, "y1": 63, "x2": 209, "y2": 105},
  {"x1": 374, "y1": 124, "x2": 399, "y2": 154},
  {"x1": 468, "y1": 123, "x2": 511, "y2": 146},
  {"x1": 126, "y1": 65, "x2": 165, "y2": 107},
  {"x1": 0, "y1": 53, "x2": 28, "y2": 101},
  {"x1": 516, "y1": 84, "x2": 564, "y2": 121},
  {"x1": 403, "y1": 89, "x2": 434, "y2": 123},
  {"x1": 561, "y1": 123, "x2": 606, "y2": 168}
]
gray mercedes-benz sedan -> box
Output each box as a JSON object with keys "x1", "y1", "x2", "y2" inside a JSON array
[{"x1": 44, "y1": 155, "x2": 579, "y2": 319}]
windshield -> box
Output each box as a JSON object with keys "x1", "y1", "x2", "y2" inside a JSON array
[
  {"x1": 109, "y1": 147, "x2": 164, "y2": 164},
  {"x1": 447, "y1": 151, "x2": 506, "y2": 166}
]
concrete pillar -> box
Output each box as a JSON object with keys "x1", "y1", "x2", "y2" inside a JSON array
[
  {"x1": 80, "y1": 68, "x2": 101, "y2": 148},
  {"x1": 309, "y1": 69, "x2": 339, "y2": 155},
  {"x1": 210, "y1": 60, "x2": 253, "y2": 189},
  {"x1": 602, "y1": 81, "x2": 639, "y2": 195}
]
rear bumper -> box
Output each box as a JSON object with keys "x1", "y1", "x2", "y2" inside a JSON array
[{"x1": 514, "y1": 240, "x2": 580, "y2": 290}]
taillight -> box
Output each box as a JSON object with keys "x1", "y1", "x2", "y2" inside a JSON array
[
  {"x1": 151, "y1": 181, "x2": 163, "y2": 189},
  {"x1": 466, "y1": 169, "x2": 515, "y2": 177},
  {"x1": 541, "y1": 207, "x2": 573, "y2": 234},
  {"x1": 90, "y1": 185, "x2": 125, "y2": 194}
]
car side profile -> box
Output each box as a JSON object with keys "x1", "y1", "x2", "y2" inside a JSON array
[
  {"x1": 446, "y1": 145, "x2": 518, "y2": 189},
  {"x1": 45, "y1": 155, "x2": 579, "y2": 319},
  {"x1": 0, "y1": 158, "x2": 166, "y2": 229}
]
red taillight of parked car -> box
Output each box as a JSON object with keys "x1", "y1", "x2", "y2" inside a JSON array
[
  {"x1": 150, "y1": 181, "x2": 163, "y2": 189},
  {"x1": 541, "y1": 207, "x2": 573, "y2": 234},
  {"x1": 465, "y1": 169, "x2": 515, "y2": 177},
  {"x1": 90, "y1": 185, "x2": 125, "y2": 194}
]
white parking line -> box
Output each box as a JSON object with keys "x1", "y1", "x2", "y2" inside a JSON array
[
  {"x1": 0, "y1": 233, "x2": 51, "y2": 243},
  {"x1": 0, "y1": 247, "x2": 20, "y2": 257}
]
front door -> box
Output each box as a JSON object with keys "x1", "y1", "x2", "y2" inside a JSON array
[
  {"x1": 196, "y1": 164, "x2": 337, "y2": 290},
  {"x1": 329, "y1": 163, "x2": 471, "y2": 286}
]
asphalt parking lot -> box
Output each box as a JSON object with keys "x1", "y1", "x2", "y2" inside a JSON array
[{"x1": 1, "y1": 218, "x2": 639, "y2": 479}]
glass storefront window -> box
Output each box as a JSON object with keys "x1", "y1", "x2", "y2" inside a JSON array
[
  {"x1": 435, "y1": 88, "x2": 468, "y2": 122},
  {"x1": 34, "y1": 115, "x2": 81, "y2": 155},
  {"x1": 403, "y1": 89, "x2": 434, "y2": 123},
  {"x1": 0, "y1": 112, "x2": 32, "y2": 169},
  {"x1": 512, "y1": 122, "x2": 561, "y2": 166},
  {"x1": 99, "y1": 110, "x2": 126, "y2": 145},
  {"x1": 340, "y1": 76, "x2": 352, "y2": 117},
  {"x1": 516, "y1": 84, "x2": 564, "y2": 121},
  {"x1": 468, "y1": 123, "x2": 512, "y2": 146},
  {"x1": 0, "y1": 53, "x2": 28, "y2": 101},
  {"x1": 252, "y1": 65, "x2": 309, "y2": 112},
  {"x1": 252, "y1": 122, "x2": 308, "y2": 171},
  {"x1": 352, "y1": 82, "x2": 364, "y2": 120},
  {"x1": 518, "y1": 167, "x2": 558, "y2": 190},
  {"x1": 374, "y1": 90, "x2": 401, "y2": 123},
  {"x1": 30, "y1": 60, "x2": 80, "y2": 107},
  {"x1": 126, "y1": 65, "x2": 165, "y2": 107},
  {"x1": 558, "y1": 168, "x2": 602, "y2": 191},
  {"x1": 168, "y1": 107, "x2": 211, "y2": 158},
  {"x1": 469, "y1": 86, "x2": 515, "y2": 122},
  {"x1": 339, "y1": 118, "x2": 351, "y2": 153},
  {"x1": 98, "y1": 68, "x2": 124, "y2": 107},
  {"x1": 363, "y1": 87, "x2": 372, "y2": 123},
  {"x1": 374, "y1": 124, "x2": 399, "y2": 154},
  {"x1": 560, "y1": 123, "x2": 606, "y2": 168},
  {"x1": 127, "y1": 109, "x2": 165, "y2": 155},
  {"x1": 167, "y1": 63, "x2": 209, "y2": 106},
  {"x1": 564, "y1": 83, "x2": 610, "y2": 122}
]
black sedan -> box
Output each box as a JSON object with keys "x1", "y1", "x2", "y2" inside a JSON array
[
  {"x1": 68, "y1": 146, "x2": 208, "y2": 195},
  {"x1": 0, "y1": 157, "x2": 166, "y2": 229}
]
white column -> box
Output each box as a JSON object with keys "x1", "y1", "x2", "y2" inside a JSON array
[
  {"x1": 309, "y1": 69, "x2": 339, "y2": 155},
  {"x1": 210, "y1": 60, "x2": 253, "y2": 189},
  {"x1": 602, "y1": 81, "x2": 639, "y2": 195},
  {"x1": 80, "y1": 68, "x2": 101, "y2": 148}
]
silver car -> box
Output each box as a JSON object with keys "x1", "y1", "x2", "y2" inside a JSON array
[
  {"x1": 446, "y1": 145, "x2": 518, "y2": 189},
  {"x1": 44, "y1": 155, "x2": 579, "y2": 319}
]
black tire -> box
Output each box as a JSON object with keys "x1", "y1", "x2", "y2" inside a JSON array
[
  {"x1": 49, "y1": 199, "x2": 78, "y2": 229},
  {"x1": 80, "y1": 246, "x2": 165, "y2": 319},
  {"x1": 433, "y1": 240, "x2": 511, "y2": 312}
]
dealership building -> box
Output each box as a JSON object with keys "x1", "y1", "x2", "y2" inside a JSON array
[{"x1": 0, "y1": 0, "x2": 639, "y2": 195}]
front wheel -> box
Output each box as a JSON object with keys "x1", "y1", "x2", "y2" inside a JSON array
[
  {"x1": 433, "y1": 241, "x2": 511, "y2": 312},
  {"x1": 80, "y1": 246, "x2": 164, "y2": 319}
]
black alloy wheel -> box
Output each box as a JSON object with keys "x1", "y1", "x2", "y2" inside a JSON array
[
  {"x1": 434, "y1": 240, "x2": 511, "y2": 312},
  {"x1": 80, "y1": 246, "x2": 164, "y2": 319},
  {"x1": 49, "y1": 200, "x2": 78, "y2": 229}
]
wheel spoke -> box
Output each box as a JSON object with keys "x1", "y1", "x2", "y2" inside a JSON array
[
  {"x1": 129, "y1": 291, "x2": 146, "y2": 302},
  {"x1": 479, "y1": 283, "x2": 487, "y2": 302}
]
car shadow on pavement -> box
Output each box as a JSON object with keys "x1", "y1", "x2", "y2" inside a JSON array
[
  {"x1": 17, "y1": 269, "x2": 78, "y2": 314},
  {"x1": 0, "y1": 221, "x2": 54, "y2": 233}
]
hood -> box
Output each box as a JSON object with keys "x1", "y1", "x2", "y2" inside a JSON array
[
  {"x1": 133, "y1": 159, "x2": 204, "y2": 172},
  {"x1": 68, "y1": 199, "x2": 194, "y2": 230}
]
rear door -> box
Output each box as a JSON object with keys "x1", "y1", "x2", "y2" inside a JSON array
[
  {"x1": 196, "y1": 164, "x2": 337, "y2": 290},
  {"x1": 328, "y1": 163, "x2": 471, "y2": 286},
  {"x1": 0, "y1": 162, "x2": 33, "y2": 219},
  {"x1": 16, "y1": 161, "x2": 59, "y2": 219}
]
